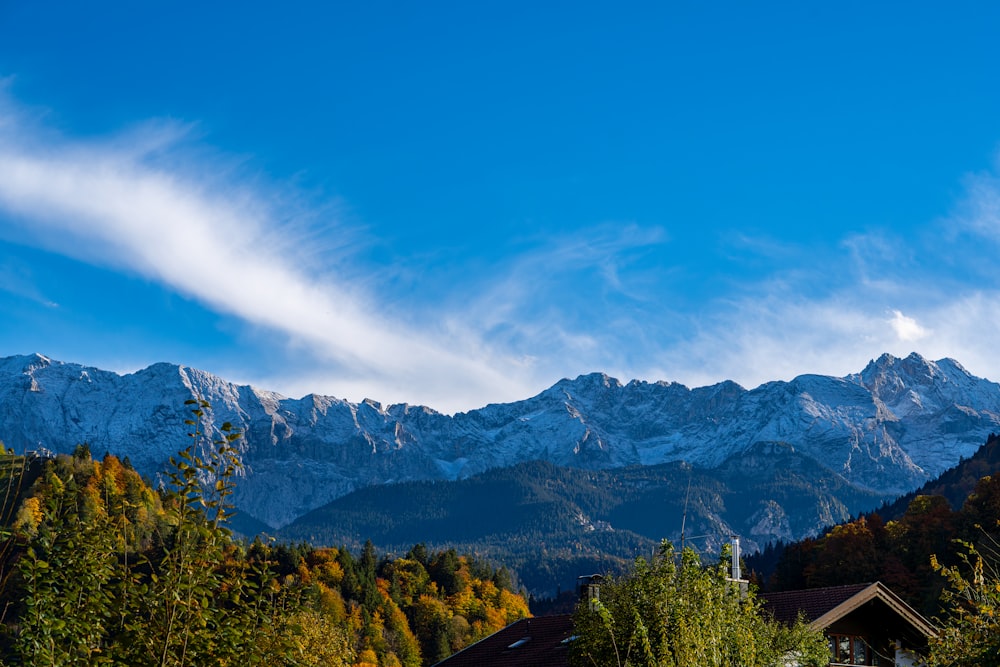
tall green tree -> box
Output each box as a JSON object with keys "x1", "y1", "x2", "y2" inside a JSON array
[
  {"x1": 570, "y1": 541, "x2": 827, "y2": 667},
  {"x1": 114, "y1": 399, "x2": 294, "y2": 667},
  {"x1": 5, "y1": 400, "x2": 301, "y2": 666},
  {"x1": 14, "y1": 462, "x2": 117, "y2": 665}
]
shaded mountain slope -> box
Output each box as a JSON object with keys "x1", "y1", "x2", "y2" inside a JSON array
[{"x1": 279, "y1": 447, "x2": 890, "y2": 595}]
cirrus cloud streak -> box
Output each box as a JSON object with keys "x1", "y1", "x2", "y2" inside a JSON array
[
  {"x1": 0, "y1": 95, "x2": 531, "y2": 411},
  {"x1": 4, "y1": 87, "x2": 1000, "y2": 410}
]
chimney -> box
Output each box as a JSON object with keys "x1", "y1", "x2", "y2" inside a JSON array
[
  {"x1": 577, "y1": 574, "x2": 603, "y2": 610},
  {"x1": 731, "y1": 535, "x2": 741, "y2": 581},
  {"x1": 727, "y1": 535, "x2": 748, "y2": 597}
]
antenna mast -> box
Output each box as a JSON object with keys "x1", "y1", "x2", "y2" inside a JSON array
[{"x1": 680, "y1": 468, "x2": 692, "y2": 552}]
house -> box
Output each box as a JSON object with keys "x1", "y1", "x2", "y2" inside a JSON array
[
  {"x1": 761, "y1": 581, "x2": 937, "y2": 666},
  {"x1": 432, "y1": 614, "x2": 574, "y2": 667},
  {"x1": 434, "y1": 580, "x2": 935, "y2": 667}
]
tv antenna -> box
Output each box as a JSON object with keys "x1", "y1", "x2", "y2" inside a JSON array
[{"x1": 680, "y1": 466, "x2": 692, "y2": 551}]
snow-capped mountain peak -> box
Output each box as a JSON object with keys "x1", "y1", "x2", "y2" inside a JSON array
[{"x1": 2, "y1": 352, "x2": 1000, "y2": 531}]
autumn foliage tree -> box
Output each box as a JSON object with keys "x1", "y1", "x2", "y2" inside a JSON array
[
  {"x1": 0, "y1": 401, "x2": 529, "y2": 666},
  {"x1": 922, "y1": 476, "x2": 1000, "y2": 667},
  {"x1": 926, "y1": 538, "x2": 1000, "y2": 667}
]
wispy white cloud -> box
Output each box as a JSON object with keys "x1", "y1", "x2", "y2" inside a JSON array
[
  {"x1": 637, "y1": 156, "x2": 1000, "y2": 390},
  {"x1": 646, "y1": 293, "x2": 880, "y2": 389},
  {"x1": 0, "y1": 91, "x2": 532, "y2": 412},
  {"x1": 428, "y1": 155, "x2": 1000, "y2": 395},
  {"x1": 952, "y1": 160, "x2": 1000, "y2": 242},
  {"x1": 439, "y1": 222, "x2": 673, "y2": 381},
  {"x1": 0, "y1": 259, "x2": 58, "y2": 307},
  {"x1": 888, "y1": 309, "x2": 930, "y2": 342},
  {"x1": 6, "y1": 82, "x2": 1000, "y2": 412}
]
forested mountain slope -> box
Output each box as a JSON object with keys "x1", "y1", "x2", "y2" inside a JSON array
[
  {"x1": 278, "y1": 454, "x2": 888, "y2": 595},
  {"x1": 749, "y1": 432, "x2": 1000, "y2": 616}
]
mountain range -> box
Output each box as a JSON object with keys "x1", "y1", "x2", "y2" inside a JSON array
[{"x1": 1, "y1": 351, "x2": 998, "y2": 565}]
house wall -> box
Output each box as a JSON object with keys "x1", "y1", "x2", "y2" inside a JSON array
[{"x1": 894, "y1": 646, "x2": 923, "y2": 667}]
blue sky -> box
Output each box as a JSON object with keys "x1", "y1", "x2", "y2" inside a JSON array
[{"x1": 1, "y1": 2, "x2": 1000, "y2": 412}]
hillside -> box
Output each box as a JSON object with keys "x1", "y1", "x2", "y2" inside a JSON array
[
  {"x1": 279, "y1": 449, "x2": 888, "y2": 595},
  {"x1": 748, "y1": 432, "x2": 1000, "y2": 615},
  {"x1": 875, "y1": 432, "x2": 1000, "y2": 521}
]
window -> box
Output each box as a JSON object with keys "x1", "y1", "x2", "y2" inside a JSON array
[{"x1": 827, "y1": 634, "x2": 880, "y2": 665}]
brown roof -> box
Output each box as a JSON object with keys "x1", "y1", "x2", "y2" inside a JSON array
[
  {"x1": 433, "y1": 614, "x2": 575, "y2": 667},
  {"x1": 761, "y1": 581, "x2": 936, "y2": 639},
  {"x1": 761, "y1": 582, "x2": 871, "y2": 624}
]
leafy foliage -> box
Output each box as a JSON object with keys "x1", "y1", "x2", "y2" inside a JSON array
[
  {"x1": 926, "y1": 539, "x2": 1000, "y2": 667},
  {"x1": 569, "y1": 541, "x2": 828, "y2": 667},
  {"x1": 0, "y1": 403, "x2": 528, "y2": 666}
]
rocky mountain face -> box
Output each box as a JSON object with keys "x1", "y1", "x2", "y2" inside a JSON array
[{"x1": 1, "y1": 352, "x2": 999, "y2": 537}]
